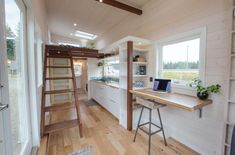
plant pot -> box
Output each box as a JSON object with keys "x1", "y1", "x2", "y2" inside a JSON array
[{"x1": 197, "y1": 92, "x2": 209, "y2": 100}]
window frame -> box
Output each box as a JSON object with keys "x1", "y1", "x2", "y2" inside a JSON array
[{"x1": 155, "y1": 27, "x2": 207, "y2": 88}]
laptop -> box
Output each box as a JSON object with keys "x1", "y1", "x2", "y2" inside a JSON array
[{"x1": 153, "y1": 79, "x2": 171, "y2": 93}]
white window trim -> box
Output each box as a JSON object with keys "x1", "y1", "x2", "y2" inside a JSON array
[{"x1": 155, "y1": 27, "x2": 207, "y2": 89}]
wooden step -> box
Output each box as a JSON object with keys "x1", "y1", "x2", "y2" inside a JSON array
[
  {"x1": 44, "y1": 102, "x2": 76, "y2": 112},
  {"x1": 46, "y1": 66, "x2": 71, "y2": 68},
  {"x1": 44, "y1": 119, "x2": 79, "y2": 134},
  {"x1": 45, "y1": 89, "x2": 75, "y2": 94},
  {"x1": 45, "y1": 77, "x2": 73, "y2": 80}
]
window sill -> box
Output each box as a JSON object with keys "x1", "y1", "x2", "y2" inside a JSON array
[{"x1": 171, "y1": 83, "x2": 196, "y2": 96}]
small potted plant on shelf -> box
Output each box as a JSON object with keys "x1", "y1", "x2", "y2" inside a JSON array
[{"x1": 189, "y1": 78, "x2": 221, "y2": 100}]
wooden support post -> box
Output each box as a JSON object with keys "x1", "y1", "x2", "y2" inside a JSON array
[{"x1": 127, "y1": 41, "x2": 133, "y2": 131}]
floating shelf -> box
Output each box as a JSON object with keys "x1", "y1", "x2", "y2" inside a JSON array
[
  {"x1": 120, "y1": 75, "x2": 148, "y2": 77},
  {"x1": 133, "y1": 87, "x2": 148, "y2": 90},
  {"x1": 133, "y1": 75, "x2": 148, "y2": 77},
  {"x1": 226, "y1": 121, "x2": 234, "y2": 126},
  {"x1": 133, "y1": 62, "x2": 148, "y2": 65},
  {"x1": 120, "y1": 47, "x2": 149, "y2": 53},
  {"x1": 119, "y1": 61, "x2": 147, "y2": 64},
  {"x1": 224, "y1": 142, "x2": 231, "y2": 148},
  {"x1": 228, "y1": 100, "x2": 235, "y2": 104},
  {"x1": 230, "y1": 77, "x2": 235, "y2": 80}
]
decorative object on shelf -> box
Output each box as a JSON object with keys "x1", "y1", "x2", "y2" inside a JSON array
[
  {"x1": 189, "y1": 78, "x2": 221, "y2": 100},
  {"x1": 139, "y1": 65, "x2": 146, "y2": 75},
  {"x1": 133, "y1": 80, "x2": 144, "y2": 88},
  {"x1": 97, "y1": 60, "x2": 105, "y2": 67},
  {"x1": 133, "y1": 55, "x2": 146, "y2": 62}
]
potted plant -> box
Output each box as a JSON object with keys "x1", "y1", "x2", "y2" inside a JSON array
[
  {"x1": 97, "y1": 60, "x2": 105, "y2": 67},
  {"x1": 189, "y1": 78, "x2": 221, "y2": 100}
]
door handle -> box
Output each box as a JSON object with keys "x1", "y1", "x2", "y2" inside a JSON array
[{"x1": 0, "y1": 103, "x2": 8, "y2": 111}]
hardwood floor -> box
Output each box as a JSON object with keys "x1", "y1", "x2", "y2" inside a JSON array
[{"x1": 37, "y1": 97, "x2": 200, "y2": 155}]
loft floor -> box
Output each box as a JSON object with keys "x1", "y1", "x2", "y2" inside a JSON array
[{"x1": 37, "y1": 95, "x2": 199, "y2": 155}]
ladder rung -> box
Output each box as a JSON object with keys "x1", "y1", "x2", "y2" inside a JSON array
[
  {"x1": 44, "y1": 102, "x2": 76, "y2": 112},
  {"x1": 46, "y1": 66, "x2": 71, "y2": 68},
  {"x1": 45, "y1": 89, "x2": 75, "y2": 94},
  {"x1": 44, "y1": 119, "x2": 79, "y2": 134},
  {"x1": 45, "y1": 77, "x2": 73, "y2": 80}
]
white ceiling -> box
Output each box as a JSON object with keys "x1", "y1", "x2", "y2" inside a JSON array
[{"x1": 46, "y1": 0, "x2": 150, "y2": 46}]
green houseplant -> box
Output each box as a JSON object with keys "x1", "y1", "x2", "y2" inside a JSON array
[{"x1": 189, "y1": 78, "x2": 221, "y2": 100}]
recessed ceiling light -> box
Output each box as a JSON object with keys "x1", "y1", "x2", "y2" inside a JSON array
[
  {"x1": 99, "y1": 0, "x2": 103, "y2": 2},
  {"x1": 138, "y1": 42, "x2": 142, "y2": 45},
  {"x1": 73, "y1": 23, "x2": 77, "y2": 26},
  {"x1": 74, "y1": 30, "x2": 98, "y2": 40}
]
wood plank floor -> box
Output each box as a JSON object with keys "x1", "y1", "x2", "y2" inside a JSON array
[{"x1": 37, "y1": 97, "x2": 200, "y2": 155}]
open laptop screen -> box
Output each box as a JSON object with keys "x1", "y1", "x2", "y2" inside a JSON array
[{"x1": 153, "y1": 79, "x2": 171, "y2": 92}]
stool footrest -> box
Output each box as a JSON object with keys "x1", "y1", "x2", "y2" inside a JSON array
[
  {"x1": 139, "y1": 122, "x2": 161, "y2": 129},
  {"x1": 138, "y1": 122, "x2": 163, "y2": 136}
]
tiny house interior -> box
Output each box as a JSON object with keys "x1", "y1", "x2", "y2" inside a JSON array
[{"x1": 0, "y1": 0, "x2": 235, "y2": 155}]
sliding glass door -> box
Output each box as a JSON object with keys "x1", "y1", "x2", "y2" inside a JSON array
[{"x1": 0, "y1": 0, "x2": 32, "y2": 154}]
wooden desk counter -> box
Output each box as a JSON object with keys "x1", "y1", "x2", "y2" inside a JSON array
[{"x1": 130, "y1": 88, "x2": 212, "y2": 111}]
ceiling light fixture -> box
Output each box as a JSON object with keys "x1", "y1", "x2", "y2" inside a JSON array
[
  {"x1": 58, "y1": 42, "x2": 81, "y2": 47},
  {"x1": 99, "y1": 0, "x2": 103, "y2": 2},
  {"x1": 75, "y1": 30, "x2": 98, "y2": 40},
  {"x1": 73, "y1": 23, "x2": 77, "y2": 26}
]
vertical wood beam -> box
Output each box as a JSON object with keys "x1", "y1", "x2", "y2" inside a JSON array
[{"x1": 127, "y1": 41, "x2": 133, "y2": 131}]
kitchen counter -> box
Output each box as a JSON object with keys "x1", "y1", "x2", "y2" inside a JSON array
[
  {"x1": 90, "y1": 80, "x2": 120, "y2": 119},
  {"x1": 91, "y1": 80, "x2": 119, "y2": 89}
]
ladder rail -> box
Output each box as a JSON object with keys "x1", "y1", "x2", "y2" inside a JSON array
[
  {"x1": 69, "y1": 51, "x2": 83, "y2": 137},
  {"x1": 40, "y1": 47, "x2": 83, "y2": 138},
  {"x1": 222, "y1": 2, "x2": 235, "y2": 154},
  {"x1": 40, "y1": 46, "x2": 49, "y2": 137}
]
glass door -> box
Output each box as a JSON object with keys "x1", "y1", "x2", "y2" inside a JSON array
[{"x1": 0, "y1": 0, "x2": 32, "y2": 154}]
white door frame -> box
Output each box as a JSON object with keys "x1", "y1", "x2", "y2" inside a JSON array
[
  {"x1": 0, "y1": 0, "x2": 13, "y2": 154},
  {"x1": 0, "y1": 0, "x2": 32, "y2": 154}
]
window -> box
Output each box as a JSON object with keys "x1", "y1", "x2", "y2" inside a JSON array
[
  {"x1": 103, "y1": 56, "x2": 119, "y2": 78},
  {"x1": 104, "y1": 60, "x2": 119, "y2": 77},
  {"x1": 157, "y1": 28, "x2": 206, "y2": 86},
  {"x1": 74, "y1": 63, "x2": 82, "y2": 76}
]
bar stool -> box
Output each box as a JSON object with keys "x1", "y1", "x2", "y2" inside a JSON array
[{"x1": 133, "y1": 97, "x2": 167, "y2": 155}]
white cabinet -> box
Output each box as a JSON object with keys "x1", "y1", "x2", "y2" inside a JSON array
[{"x1": 90, "y1": 81, "x2": 120, "y2": 119}]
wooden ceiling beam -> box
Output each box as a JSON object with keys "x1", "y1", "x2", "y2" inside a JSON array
[
  {"x1": 46, "y1": 45, "x2": 98, "y2": 53},
  {"x1": 95, "y1": 0, "x2": 143, "y2": 15}
]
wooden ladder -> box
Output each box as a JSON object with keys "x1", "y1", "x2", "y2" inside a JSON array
[
  {"x1": 40, "y1": 46, "x2": 83, "y2": 137},
  {"x1": 222, "y1": 1, "x2": 235, "y2": 154}
]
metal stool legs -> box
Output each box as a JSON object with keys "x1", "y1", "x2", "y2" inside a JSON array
[
  {"x1": 157, "y1": 108, "x2": 167, "y2": 146},
  {"x1": 148, "y1": 108, "x2": 152, "y2": 155},
  {"x1": 133, "y1": 106, "x2": 167, "y2": 155},
  {"x1": 134, "y1": 106, "x2": 144, "y2": 142}
]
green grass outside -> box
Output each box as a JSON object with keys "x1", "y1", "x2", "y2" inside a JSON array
[{"x1": 162, "y1": 70, "x2": 198, "y2": 81}]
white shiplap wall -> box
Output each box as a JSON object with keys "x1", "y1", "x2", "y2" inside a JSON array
[{"x1": 96, "y1": 0, "x2": 230, "y2": 154}]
